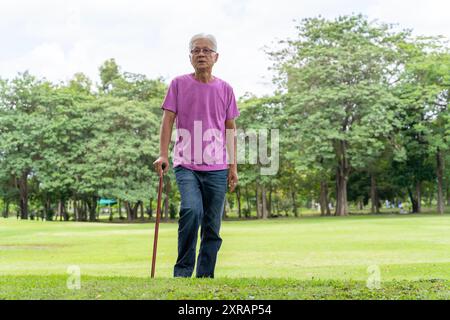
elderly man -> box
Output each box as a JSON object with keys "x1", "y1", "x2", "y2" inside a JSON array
[{"x1": 153, "y1": 33, "x2": 239, "y2": 278}]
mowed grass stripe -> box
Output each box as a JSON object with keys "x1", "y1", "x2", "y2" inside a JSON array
[{"x1": 1, "y1": 214, "x2": 449, "y2": 281}]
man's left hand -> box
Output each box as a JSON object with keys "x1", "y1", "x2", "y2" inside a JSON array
[{"x1": 227, "y1": 167, "x2": 238, "y2": 192}]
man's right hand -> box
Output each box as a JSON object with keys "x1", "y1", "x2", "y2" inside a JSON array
[{"x1": 153, "y1": 156, "x2": 169, "y2": 177}]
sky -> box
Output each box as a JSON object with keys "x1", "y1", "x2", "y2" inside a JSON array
[{"x1": 0, "y1": 0, "x2": 449, "y2": 98}]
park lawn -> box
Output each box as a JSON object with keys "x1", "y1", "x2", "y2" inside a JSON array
[
  {"x1": 1, "y1": 276, "x2": 448, "y2": 300},
  {"x1": 0, "y1": 214, "x2": 449, "y2": 299}
]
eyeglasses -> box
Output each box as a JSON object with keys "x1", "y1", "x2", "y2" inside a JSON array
[{"x1": 190, "y1": 48, "x2": 216, "y2": 55}]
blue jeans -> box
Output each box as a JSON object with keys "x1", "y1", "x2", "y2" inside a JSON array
[{"x1": 173, "y1": 166, "x2": 228, "y2": 278}]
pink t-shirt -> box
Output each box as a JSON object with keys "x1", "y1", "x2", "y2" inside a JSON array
[{"x1": 161, "y1": 73, "x2": 240, "y2": 171}]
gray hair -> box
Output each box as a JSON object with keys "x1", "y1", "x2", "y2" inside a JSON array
[{"x1": 189, "y1": 33, "x2": 217, "y2": 52}]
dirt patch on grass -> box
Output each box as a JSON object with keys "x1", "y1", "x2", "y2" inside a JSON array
[{"x1": 0, "y1": 244, "x2": 68, "y2": 250}]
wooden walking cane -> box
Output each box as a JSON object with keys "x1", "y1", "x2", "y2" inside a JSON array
[{"x1": 151, "y1": 163, "x2": 166, "y2": 278}]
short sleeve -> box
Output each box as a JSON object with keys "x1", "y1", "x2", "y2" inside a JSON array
[
  {"x1": 161, "y1": 79, "x2": 177, "y2": 113},
  {"x1": 226, "y1": 87, "x2": 240, "y2": 120}
]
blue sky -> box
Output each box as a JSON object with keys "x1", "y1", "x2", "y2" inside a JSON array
[{"x1": 1, "y1": 0, "x2": 449, "y2": 98}]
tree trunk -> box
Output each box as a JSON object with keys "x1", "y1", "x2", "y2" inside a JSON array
[
  {"x1": 96, "y1": 203, "x2": 100, "y2": 220},
  {"x1": 447, "y1": 182, "x2": 450, "y2": 207},
  {"x1": 2, "y1": 200, "x2": 10, "y2": 218},
  {"x1": 83, "y1": 201, "x2": 88, "y2": 221},
  {"x1": 140, "y1": 201, "x2": 145, "y2": 220},
  {"x1": 149, "y1": 198, "x2": 153, "y2": 219},
  {"x1": 335, "y1": 140, "x2": 349, "y2": 216},
  {"x1": 261, "y1": 185, "x2": 268, "y2": 219},
  {"x1": 223, "y1": 197, "x2": 228, "y2": 220},
  {"x1": 17, "y1": 171, "x2": 29, "y2": 219},
  {"x1": 109, "y1": 204, "x2": 113, "y2": 221},
  {"x1": 78, "y1": 200, "x2": 84, "y2": 221},
  {"x1": 335, "y1": 169, "x2": 349, "y2": 216},
  {"x1": 134, "y1": 202, "x2": 140, "y2": 220},
  {"x1": 267, "y1": 184, "x2": 272, "y2": 216},
  {"x1": 125, "y1": 201, "x2": 132, "y2": 221},
  {"x1": 291, "y1": 189, "x2": 298, "y2": 217},
  {"x1": 409, "y1": 182, "x2": 422, "y2": 213},
  {"x1": 57, "y1": 201, "x2": 62, "y2": 221},
  {"x1": 275, "y1": 197, "x2": 280, "y2": 215},
  {"x1": 436, "y1": 148, "x2": 444, "y2": 214},
  {"x1": 118, "y1": 199, "x2": 123, "y2": 219},
  {"x1": 164, "y1": 196, "x2": 169, "y2": 221},
  {"x1": 245, "y1": 186, "x2": 251, "y2": 218},
  {"x1": 236, "y1": 186, "x2": 242, "y2": 219},
  {"x1": 335, "y1": 140, "x2": 350, "y2": 216},
  {"x1": 67, "y1": 200, "x2": 71, "y2": 219},
  {"x1": 76, "y1": 201, "x2": 81, "y2": 221},
  {"x1": 408, "y1": 188, "x2": 417, "y2": 213},
  {"x1": 164, "y1": 177, "x2": 170, "y2": 221},
  {"x1": 58, "y1": 200, "x2": 68, "y2": 221},
  {"x1": 87, "y1": 196, "x2": 97, "y2": 222},
  {"x1": 370, "y1": 174, "x2": 380, "y2": 214},
  {"x1": 416, "y1": 181, "x2": 422, "y2": 213},
  {"x1": 255, "y1": 183, "x2": 262, "y2": 219},
  {"x1": 43, "y1": 197, "x2": 51, "y2": 220},
  {"x1": 325, "y1": 188, "x2": 331, "y2": 215},
  {"x1": 125, "y1": 201, "x2": 140, "y2": 221},
  {"x1": 319, "y1": 180, "x2": 329, "y2": 216},
  {"x1": 74, "y1": 200, "x2": 78, "y2": 221},
  {"x1": 63, "y1": 201, "x2": 69, "y2": 221}
]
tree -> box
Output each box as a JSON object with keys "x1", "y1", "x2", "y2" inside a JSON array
[
  {"x1": 404, "y1": 45, "x2": 449, "y2": 213},
  {"x1": 390, "y1": 37, "x2": 449, "y2": 213},
  {"x1": 0, "y1": 60, "x2": 167, "y2": 222},
  {"x1": 68, "y1": 72, "x2": 93, "y2": 95},
  {"x1": 269, "y1": 14, "x2": 412, "y2": 215},
  {"x1": 237, "y1": 95, "x2": 283, "y2": 218},
  {"x1": 0, "y1": 72, "x2": 54, "y2": 219},
  {"x1": 99, "y1": 58, "x2": 121, "y2": 93},
  {"x1": 109, "y1": 72, "x2": 167, "y2": 102}
]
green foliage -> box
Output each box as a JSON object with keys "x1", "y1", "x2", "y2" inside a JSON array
[
  {"x1": 0, "y1": 60, "x2": 166, "y2": 219},
  {"x1": 0, "y1": 15, "x2": 449, "y2": 220},
  {"x1": 265, "y1": 14, "x2": 449, "y2": 214},
  {"x1": 271, "y1": 14, "x2": 408, "y2": 170},
  {"x1": 99, "y1": 58, "x2": 121, "y2": 92},
  {"x1": 68, "y1": 72, "x2": 93, "y2": 95}
]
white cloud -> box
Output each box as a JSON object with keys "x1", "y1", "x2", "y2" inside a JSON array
[
  {"x1": 366, "y1": 0, "x2": 450, "y2": 37},
  {"x1": 0, "y1": 0, "x2": 449, "y2": 98}
]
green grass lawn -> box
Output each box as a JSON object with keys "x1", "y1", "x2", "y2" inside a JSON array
[{"x1": 0, "y1": 214, "x2": 449, "y2": 299}]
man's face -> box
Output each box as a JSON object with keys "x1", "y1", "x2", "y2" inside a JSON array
[{"x1": 189, "y1": 38, "x2": 218, "y2": 72}]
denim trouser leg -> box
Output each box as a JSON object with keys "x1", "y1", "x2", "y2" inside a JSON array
[
  {"x1": 173, "y1": 166, "x2": 228, "y2": 278},
  {"x1": 173, "y1": 167, "x2": 203, "y2": 277},
  {"x1": 196, "y1": 170, "x2": 228, "y2": 278}
]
